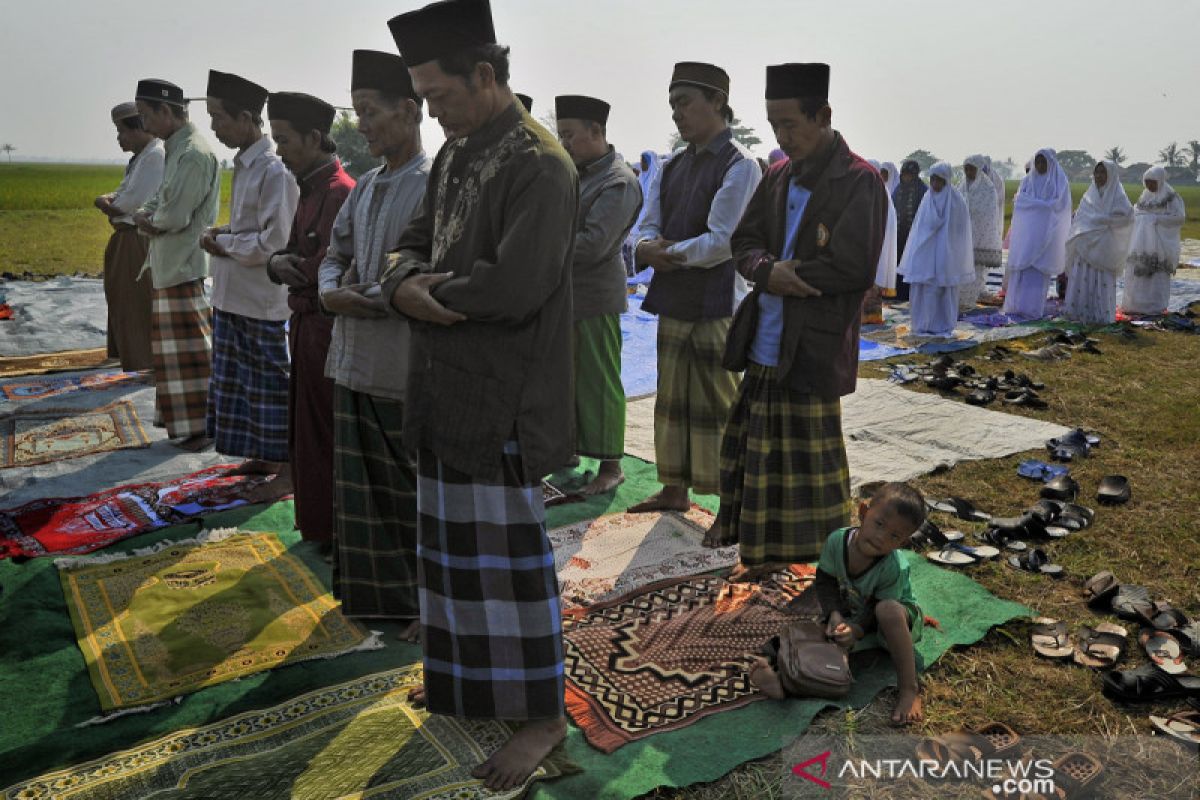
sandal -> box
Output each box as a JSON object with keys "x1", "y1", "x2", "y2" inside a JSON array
[
  {"x1": 1149, "y1": 708, "x2": 1200, "y2": 750},
  {"x1": 916, "y1": 720, "x2": 1022, "y2": 766},
  {"x1": 1072, "y1": 623, "x2": 1128, "y2": 668},
  {"x1": 1003, "y1": 387, "x2": 1048, "y2": 409},
  {"x1": 1046, "y1": 428, "x2": 1092, "y2": 461},
  {"x1": 1141, "y1": 629, "x2": 1188, "y2": 675},
  {"x1": 1096, "y1": 474, "x2": 1131, "y2": 505},
  {"x1": 927, "y1": 496, "x2": 992, "y2": 522},
  {"x1": 1017, "y1": 459, "x2": 1069, "y2": 483},
  {"x1": 1102, "y1": 663, "x2": 1200, "y2": 702},
  {"x1": 1007, "y1": 548, "x2": 1065, "y2": 578},
  {"x1": 927, "y1": 542, "x2": 1000, "y2": 567},
  {"x1": 1039, "y1": 474, "x2": 1079, "y2": 501},
  {"x1": 1083, "y1": 570, "x2": 1119, "y2": 610},
  {"x1": 910, "y1": 520, "x2": 964, "y2": 549},
  {"x1": 1110, "y1": 584, "x2": 1154, "y2": 623},
  {"x1": 1031, "y1": 617, "x2": 1073, "y2": 659},
  {"x1": 980, "y1": 527, "x2": 1027, "y2": 552},
  {"x1": 1035, "y1": 751, "x2": 1104, "y2": 800},
  {"x1": 964, "y1": 388, "x2": 995, "y2": 406}
]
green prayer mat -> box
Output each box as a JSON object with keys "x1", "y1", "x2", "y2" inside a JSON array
[
  {"x1": 2, "y1": 663, "x2": 576, "y2": 800},
  {"x1": 58, "y1": 529, "x2": 379, "y2": 712}
]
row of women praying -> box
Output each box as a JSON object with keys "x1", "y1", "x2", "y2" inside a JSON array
[{"x1": 869, "y1": 151, "x2": 1187, "y2": 336}]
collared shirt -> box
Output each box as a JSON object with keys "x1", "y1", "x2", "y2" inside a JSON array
[
  {"x1": 318, "y1": 152, "x2": 431, "y2": 399},
  {"x1": 750, "y1": 180, "x2": 810, "y2": 367},
  {"x1": 210, "y1": 136, "x2": 300, "y2": 320},
  {"x1": 272, "y1": 158, "x2": 354, "y2": 316},
  {"x1": 139, "y1": 122, "x2": 221, "y2": 290},
  {"x1": 110, "y1": 139, "x2": 165, "y2": 225},
  {"x1": 572, "y1": 146, "x2": 642, "y2": 320}
]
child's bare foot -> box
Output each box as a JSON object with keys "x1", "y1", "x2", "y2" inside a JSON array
[
  {"x1": 748, "y1": 656, "x2": 786, "y2": 699},
  {"x1": 471, "y1": 717, "x2": 567, "y2": 791},
  {"x1": 891, "y1": 687, "x2": 923, "y2": 726},
  {"x1": 407, "y1": 684, "x2": 426, "y2": 707},
  {"x1": 397, "y1": 619, "x2": 421, "y2": 643}
]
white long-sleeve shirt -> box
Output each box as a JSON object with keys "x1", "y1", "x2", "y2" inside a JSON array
[
  {"x1": 110, "y1": 139, "x2": 165, "y2": 225},
  {"x1": 210, "y1": 135, "x2": 299, "y2": 320}
]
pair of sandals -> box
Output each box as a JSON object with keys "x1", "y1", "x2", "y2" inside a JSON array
[
  {"x1": 1045, "y1": 428, "x2": 1099, "y2": 462},
  {"x1": 1046, "y1": 329, "x2": 1103, "y2": 354},
  {"x1": 1030, "y1": 617, "x2": 1127, "y2": 668},
  {"x1": 1016, "y1": 459, "x2": 1070, "y2": 483},
  {"x1": 914, "y1": 521, "x2": 1002, "y2": 567},
  {"x1": 1150, "y1": 701, "x2": 1200, "y2": 750},
  {"x1": 1006, "y1": 547, "x2": 1065, "y2": 578}
]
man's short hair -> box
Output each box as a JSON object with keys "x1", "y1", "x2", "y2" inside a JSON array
[
  {"x1": 698, "y1": 86, "x2": 734, "y2": 123},
  {"x1": 869, "y1": 482, "x2": 926, "y2": 529},
  {"x1": 437, "y1": 43, "x2": 511, "y2": 86},
  {"x1": 219, "y1": 97, "x2": 263, "y2": 128},
  {"x1": 797, "y1": 96, "x2": 827, "y2": 121},
  {"x1": 143, "y1": 99, "x2": 188, "y2": 120}
]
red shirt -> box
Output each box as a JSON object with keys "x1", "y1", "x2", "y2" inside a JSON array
[{"x1": 283, "y1": 158, "x2": 354, "y2": 315}]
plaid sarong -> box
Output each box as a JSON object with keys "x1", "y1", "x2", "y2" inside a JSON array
[
  {"x1": 654, "y1": 316, "x2": 739, "y2": 494},
  {"x1": 416, "y1": 442, "x2": 564, "y2": 721},
  {"x1": 575, "y1": 313, "x2": 625, "y2": 460},
  {"x1": 151, "y1": 280, "x2": 212, "y2": 439},
  {"x1": 331, "y1": 386, "x2": 419, "y2": 619},
  {"x1": 715, "y1": 362, "x2": 851, "y2": 566},
  {"x1": 206, "y1": 309, "x2": 290, "y2": 462}
]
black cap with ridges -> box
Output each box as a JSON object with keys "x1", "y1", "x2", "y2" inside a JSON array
[
  {"x1": 388, "y1": 0, "x2": 496, "y2": 67},
  {"x1": 554, "y1": 95, "x2": 609, "y2": 125}
]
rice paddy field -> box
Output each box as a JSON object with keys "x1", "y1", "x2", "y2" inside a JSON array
[{"x1": 1, "y1": 163, "x2": 1198, "y2": 277}]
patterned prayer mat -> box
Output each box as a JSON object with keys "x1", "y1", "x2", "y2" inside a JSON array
[
  {"x1": 0, "y1": 371, "x2": 146, "y2": 401},
  {"x1": 548, "y1": 505, "x2": 735, "y2": 609},
  {"x1": 0, "y1": 663, "x2": 576, "y2": 800},
  {"x1": 0, "y1": 401, "x2": 149, "y2": 468},
  {"x1": 563, "y1": 566, "x2": 815, "y2": 753},
  {"x1": 0, "y1": 348, "x2": 110, "y2": 378},
  {"x1": 58, "y1": 530, "x2": 379, "y2": 712},
  {"x1": 0, "y1": 464, "x2": 274, "y2": 559}
]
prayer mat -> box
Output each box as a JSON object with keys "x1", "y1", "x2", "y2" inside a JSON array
[
  {"x1": 0, "y1": 465, "x2": 273, "y2": 559},
  {"x1": 0, "y1": 371, "x2": 145, "y2": 402},
  {"x1": 0, "y1": 348, "x2": 110, "y2": 378},
  {"x1": 562, "y1": 565, "x2": 816, "y2": 753},
  {"x1": 0, "y1": 400, "x2": 149, "y2": 468},
  {"x1": 58, "y1": 529, "x2": 379, "y2": 712},
  {"x1": 549, "y1": 505, "x2": 735, "y2": 609},
  {"x1": 0, "y1": 663, "x2": 577, "y2": 800}
]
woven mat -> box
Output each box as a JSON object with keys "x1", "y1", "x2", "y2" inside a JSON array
[
  {"x1": 0, "y1": 348, "x2": 111, "y2": 378},
  {"x1": 0, "y1": 400, "x2": 149, "y2": 468},
  {"x1": 0, "y1": 371, "x2": 146, "y2": 401}
]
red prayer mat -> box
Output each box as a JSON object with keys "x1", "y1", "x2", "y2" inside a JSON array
[
  {"x1": 0, "y1": 465, "x2": 276, "y2": 559},
  {"x1": 562, "y1": 565, "x2": 815, "y2": 753}
]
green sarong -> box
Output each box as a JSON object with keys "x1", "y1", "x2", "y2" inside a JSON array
[{"x1": 574, "y1": 313, "x2": 626, "y2": 460}]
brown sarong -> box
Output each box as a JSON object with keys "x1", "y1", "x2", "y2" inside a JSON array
[
  {"x1": 289, "y1": 311, "x2": 335, "y2": 542},
  {"x1": 103, "y1": 224, "x2": 154, "y2": 371},
  {"x1": 151, "y1": 279, "x2": 212, "y2": 439}
]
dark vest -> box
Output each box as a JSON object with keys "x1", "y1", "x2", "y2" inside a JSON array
[{"x1": 642, "y1": 131, "x2": 745, "y2": 321}]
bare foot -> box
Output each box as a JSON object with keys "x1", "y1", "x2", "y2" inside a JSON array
[
  {"x1": 397, "y1": 619, "x2": 421, "y2": 643},
  {"x1": 748, "y1": 656, "x2": 787, "y2": 699},
  {"x1": 242, "y1": 475, "x2": 294, "y2": 505},
  {"x1": 407, "y1": 684, "x2": 426, "y2": 707},
  {"x1": 471, "y1": 717, "x2": 567, "y2": 792},
  {"x1": 728, "y1": 561, "x2": 789, "y2": 583},
  {"x1": 891, "y1": 686, "x2": 923, "y2": 726},
  {"x1": 628, "y1": 486, "x2": 689, "y2": 514},
  {"x1": 579, "y1": 463, "x2": 625, "y2": 496},
  {"x1": 701, "y1": 521, "x2": 736, "y2": 548},
  {"x1": 175, "y1": 434, "x2": 213, "y2": 453}
]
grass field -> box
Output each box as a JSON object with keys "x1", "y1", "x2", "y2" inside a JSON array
[
  {"x1": 1, "y1": 163, "x2": 1198, "y2": 277},
  {"x1": 0, "y1": 163, "x2": 231, "y2": 275}
]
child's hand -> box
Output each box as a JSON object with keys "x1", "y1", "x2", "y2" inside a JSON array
[{"x1": 826, "y1": 611, "x2": 858, "y2": 649}]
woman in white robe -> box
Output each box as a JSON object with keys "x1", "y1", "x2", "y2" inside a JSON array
[
  {"x1": 1120, "y1": 165, "x2": 1186, "y2": 314},
  {"x1": 958, "y1": 154, "x2": 1002, "y2": 309},
  {"x1": 983, "y1": 156, "x2": 1006, "y2": 238},
  {"x1": 1003, "y1": 148, "x2": 1072, "y2": 319},
  {"x1": 897, "y1": 162, "x2": 975, "y2": 337},
  {"x1": 1063, "y1": 160, "x2": 1133, "y2": 324}
]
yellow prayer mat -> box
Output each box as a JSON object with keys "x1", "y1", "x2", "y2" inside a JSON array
[
  {"x1": 0, "y1": 400, "x2": 150, "y2": 468},
  {"x1": 0, "y1": 348, "x2": 111, "y2": 378},
  {"x1": 57, "y1": 530, "x2": 380, "y2": 713}
]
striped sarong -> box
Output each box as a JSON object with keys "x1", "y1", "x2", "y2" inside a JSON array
[
  {"x1": 103, "y1": 224, "x2": 153, "y2": 371},
  {"x1": 151, "y1": 279, "x2": 212, "y2": 439},
  {"x1": 416, "y1": 441, "x2": 564, "y2": 720},
  {"x1": 654, "y1": 316, "x2": 739, "y2": 494},
  {"x1": 715, "y1": 362, "x2": 851, "y2": 566},
  {"x1": 574, "y1": 313, "x2": 625, "y2": 460},
  {"x1": 206, "y1": 309, "x2": 290, "y2": 462},
  {"x1": 331, "y1": 386, "x2": 418, "y2": 619}
]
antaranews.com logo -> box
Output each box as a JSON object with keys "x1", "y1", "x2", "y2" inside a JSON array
[{"x1": 791, "y1": 750, "x2": 1056, "y2": 796}]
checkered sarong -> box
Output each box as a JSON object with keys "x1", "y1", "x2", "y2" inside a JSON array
[
  {"x1": 151, "y1": 280, "x2": 212, "y2": 439},
  {"x1": 654, "y1": 316, "x2": 740, "y2": 494},
  {"x1": 331, "y1": 386, "x2": 418, "y2": 619},
  {"x1": 206, "y1": 309, "x2": 290, "y2": 462},
  {"x1": 416, "y1": 442, "x2": 564, "y2": 720},
  {"x1": 716, "y1": 362, "x2": 851, "y2": 566}
]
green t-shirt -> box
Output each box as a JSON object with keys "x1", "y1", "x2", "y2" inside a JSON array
[{"x1": 816, "y1": 526, "x2": 921, "y2": 649}]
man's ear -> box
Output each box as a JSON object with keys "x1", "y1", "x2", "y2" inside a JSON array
[{"x1": 474, "y1": 60, "x2": 496, "y2": 90}]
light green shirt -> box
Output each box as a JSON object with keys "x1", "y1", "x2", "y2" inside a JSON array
[{"x1": 139, "y1": 122, "x2": 220, "y2": 289}]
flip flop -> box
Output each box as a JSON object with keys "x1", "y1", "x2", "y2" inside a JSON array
[
  {"x1": 1084, "y1": 570, "x2": 1120, "y2": 610},
  {"x1": 980, "y1": 527, "x2": 1027, "y2": 552},
  {"x1": 1147, "y1": 603, "x2": 1191, "y2": 632},
  {"x1": 1096, "y1": 474, "x2": 1131, "y2": 505},
  {"x1": 1111, "y1": 585, "x2": 1155, "y2": 624},
  {"x1": 1149, "y1": 708, "x2": 1200, "y2": 750},
  {"x1": 1073, "y1": 623, "x2": 1128, "y2": 668},
  {"x1": 1031, "y1": 617, "x2": 1073, "y2": 659},
  {"x1": 1017, "y1": 460, "x2": 1069, "y2": 482},
  {"x1": 910, "y1": 520, "x2": 964, "y2": 549},
  {"x1": 1039, "y1": 474, "x2": 1080, "y2": 501},
  {"x1": 927, "y1": 543, "x2": 999, "y2": 567},
  {"x1": 1007, "y1": 548, "x2": 1064, "y2": 578},
  {"x1": 1141, "y1": 630, "x2": 1188, "y2": 675},
  {"x1": 1102, "y1": 663, "x2": 1200, "y2": 702},
  {"x1": 926, "y1": 496, "x2": 992, "y2": 522}
]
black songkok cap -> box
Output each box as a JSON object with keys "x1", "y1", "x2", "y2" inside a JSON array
[
  {"x1": 669, "y1": 62, "x2": 729, "y2": 95},
  {"x1": 206, "y1": 70, "x2": 269, "y2": 114},
  {"x1": 135, "y1": 79, "x2": 186, "y2": 106},
  {"x1": 555, "y1": 95, "x2": 610, "y2": 125},
  {"x1": 268, "y1": 92, "x2": 337, "y2": 135},
  {"x1": 515, "y1": 93, "x2": 532, "y2": 112},
  {"x1": 388, "y1": 0, "x2": 496, "y2": 68},
  {"x1": 764, "y1": 63, "x2": 830, "y2": 100},
  {"x1": 350, "y1": 50, "x2": 420, "y2": 101}
]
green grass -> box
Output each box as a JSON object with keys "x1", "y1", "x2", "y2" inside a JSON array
[
  {"x1": 0, "y1": 163, "x2": 231, "y2": 276},
  {"x1": 1003, "y1": 180, "x2": 1200, "y2": 240}
]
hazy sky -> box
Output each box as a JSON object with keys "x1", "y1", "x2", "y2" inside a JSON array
[{"x1": 3, "y1": 0, "x2": 1198, "y2": 171}]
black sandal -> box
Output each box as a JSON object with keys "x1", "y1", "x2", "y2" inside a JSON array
[
  {"x1": 1039, "y1": 474, "x2": 1079, "y2": 501},
  {"x1": 1096, "y1": 474, "x2": 1131, "y2": 505},
  {"x1": 1073, "y1": 623, "x2": 1128, "y2": 668},
  {"x1": 1083, "y1": 570, "x2": 1119, "y2": 610},
  {"x1": 1102, "y1": 663, "x2": 1200, "y2": 702},
  {"x1": 1007, "y1": 548, "x2": 1064, "y2": 577}
]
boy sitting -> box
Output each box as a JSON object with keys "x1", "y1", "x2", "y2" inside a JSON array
[{"x1": 749, "y1": 481, "x2": 927, "y2": 725}]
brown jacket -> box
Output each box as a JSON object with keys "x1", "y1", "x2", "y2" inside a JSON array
[{"x1": 724, "y1": 133, "x2": 886, "y2": 398}]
